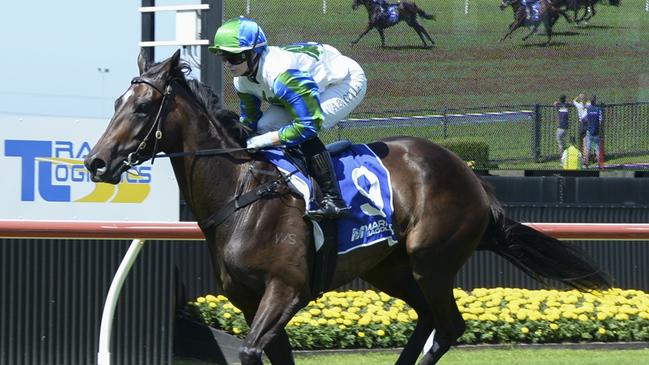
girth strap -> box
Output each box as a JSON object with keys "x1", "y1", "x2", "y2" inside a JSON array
[{"x1": 198, "y1": 172, "x2": 295, "y2": 231}]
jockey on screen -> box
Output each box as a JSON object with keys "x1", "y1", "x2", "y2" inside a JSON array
[{"x1": 520, "y1": 0, "x2": 541, "y2": 22}]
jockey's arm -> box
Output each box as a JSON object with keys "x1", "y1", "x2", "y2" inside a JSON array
[
  {"x1": 237, "y1": 92, "x2": 263, "y2": 132},
  {"x1": 272, "y1": 70, "x2": 325, "y2": 146}
]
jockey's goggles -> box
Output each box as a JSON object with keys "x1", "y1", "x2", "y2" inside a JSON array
[{"x1": 217, "y1": 51, "x2": 247, "y2": 65}]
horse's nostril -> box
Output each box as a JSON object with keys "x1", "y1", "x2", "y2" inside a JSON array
[{"x1": 88, "y1": 157, "x2": 107, "y2": 176}]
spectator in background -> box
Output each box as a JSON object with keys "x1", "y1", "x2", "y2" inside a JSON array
[
  {"x1": 584, "y1": 95, "x2": 603, "y2": 167},
  {"x1": 553, "y1": 94, "x2": 570, "y2": 155},
  {"x1": 561, "y1": 136, "x2": 583, "y2": 170},
  {"x1": 573, "y1": 92, "x2": 589, "y2": 151}
]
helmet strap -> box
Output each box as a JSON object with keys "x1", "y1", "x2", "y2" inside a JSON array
[{"x1": 244, "y1": 51, "x2": 261, "y2": 82}]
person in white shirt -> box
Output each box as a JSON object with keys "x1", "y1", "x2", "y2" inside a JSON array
[{"x1": 572, "y1": 92, "x2": 589, "y2": 150}]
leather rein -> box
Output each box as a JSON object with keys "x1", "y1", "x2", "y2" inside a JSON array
[{"x1": 125, "y1": 76, "x2": 293, "y2": 231}]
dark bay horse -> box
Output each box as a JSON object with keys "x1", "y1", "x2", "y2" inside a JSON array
[
  {"x1": 556, "y1": 0, "x2": 600, "y2": 23},
  {"x1": 84, "y1": 50, "x2": 611, "y2": 365},
  {"x1": 351, "y1": 0, "x2": 436, "y2": 48},
  {"x1": 500, "y1": 0, "x2": 572, "y2": 45}
]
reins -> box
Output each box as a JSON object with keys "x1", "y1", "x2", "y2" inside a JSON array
[
  {"x1": 124, "y1": 76, "x2": 173, "y2": 169},
  {"x1": 125, "y1": 76, "x2": 267, "y2": 166},
  {"x1": 125, "y1": 75, "x2": 290, "y2": 230}
]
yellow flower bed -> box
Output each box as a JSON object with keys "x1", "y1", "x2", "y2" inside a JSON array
[{"x1": 189, "y1": 288, "x2": 649, "y2": 349}]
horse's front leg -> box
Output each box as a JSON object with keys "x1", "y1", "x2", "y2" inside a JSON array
[
  {"x1": 584, "y1": 4, "x2": 595, "y2": 21},
  {"x1": 350, "y1": 24, "x2": 374, "y2": 46},
  {"x1": 500, "y1": 18, "x2": 524, "y2": 42},
  {"x1": 239, "y1": 280, "x2": 307, "y2": 365},
  {"x1": 522, "y1": 22, "x2": 540, "y2": 41}
]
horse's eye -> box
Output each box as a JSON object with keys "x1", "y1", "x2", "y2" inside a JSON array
[{"x1": 134, "y1": 102, "x2": 152, "y2": 116}]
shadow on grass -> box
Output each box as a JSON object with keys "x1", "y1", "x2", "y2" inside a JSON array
[
  {"x1": 382, "y1": 44, "x2": 435, "y2": 50},
  {"x1": 521, "y1": 41, "x2": 568, "y2": 48}
]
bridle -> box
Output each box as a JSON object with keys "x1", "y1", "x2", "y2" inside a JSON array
[
  {"x1": 124, "y1": 76, "x2": 249, "y2": 171},
  {"x1": 124, "y1": 76, "x2": 174, "y2": 169},
  {"x1": 119, "y1": 75, "x2": 292, "y2": 231}
]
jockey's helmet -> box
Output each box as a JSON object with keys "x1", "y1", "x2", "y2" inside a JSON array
[{"x1": 209, "y1": 17, "x2": 268, "y2": 56}]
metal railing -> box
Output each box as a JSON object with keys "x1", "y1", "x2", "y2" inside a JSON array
[{"x1": 319, "y1": 102, "x2": 649, "y2": 167}]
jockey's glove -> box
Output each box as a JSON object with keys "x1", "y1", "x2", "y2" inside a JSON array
[{"x1": 246, "y1": 131, "x2": 280, "y2": 152}]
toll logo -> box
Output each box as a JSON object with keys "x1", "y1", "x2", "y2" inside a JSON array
[{"x1": 4, "y1": 139, "x2": 151, "y2": 203}]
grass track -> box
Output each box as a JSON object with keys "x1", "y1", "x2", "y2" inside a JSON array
[
  {"x1": 221, "y1": 0, "x2": 649, "y2": 113},
  {"x1": 175, "y1": 347, "x2": 649, "y2": 364}
]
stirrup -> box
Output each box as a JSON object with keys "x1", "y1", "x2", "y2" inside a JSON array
[{"x1": 305, "y1": 201, "x2": 351, "y2": 220}]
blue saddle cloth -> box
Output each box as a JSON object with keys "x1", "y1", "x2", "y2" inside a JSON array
[
  {"x1": 262, "y1": 144, "x2": 397, "y2": 254},
  {"x1": 383, "y1": 5, "x2": 400, "y2": 26},
  {"x1": 528, "y1": 3, "x2": 541, "y2": 22}
]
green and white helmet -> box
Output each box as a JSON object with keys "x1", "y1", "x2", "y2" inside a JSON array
[{"x1": 208, "y1": 17, "x2": 268, "y2": 55}]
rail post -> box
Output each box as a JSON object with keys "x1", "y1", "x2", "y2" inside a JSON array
[
  {"x1": 97, "y1": 239, "x2": 147, "y2": 365},
  {"x1": 533, "y1": 104, "x2": 542, "y2": 162}
]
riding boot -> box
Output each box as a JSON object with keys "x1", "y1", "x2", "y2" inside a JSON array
[{"x1": 304, "y1": 151, "x2": 351, "y2": 221}]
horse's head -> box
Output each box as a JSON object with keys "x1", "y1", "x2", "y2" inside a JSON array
[
  {"x1": 84, "y1": 49, "x2": 187, "y2": 184},
  {"x1": 351, "y1": 0, "x2": 366, "y2": 10}
]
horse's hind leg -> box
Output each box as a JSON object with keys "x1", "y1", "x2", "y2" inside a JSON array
[
  {"x1": 543, "y1": 18, "x2": 553, "y2": 46},
  {"x1": 407, "y1": 221, "x2": 486, "y2": 365},
  {"x1": 378, "y1": 28, "x2": 386, "y2": 47},
  {"x1": 414, "y1": 22, "x2": 435, "y2": 47},
  {"x1": 361, "y1": 247, "x2": 435, "y2": 365}
]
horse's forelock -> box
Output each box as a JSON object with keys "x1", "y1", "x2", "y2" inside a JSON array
[{"x1": 141, "y1": 57, "x2": 191, "y2": 85}]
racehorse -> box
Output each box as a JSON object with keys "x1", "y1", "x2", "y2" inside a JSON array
[
  {"x1": 351, "y1": 0, "x2": 436, "y2": 48},
  {"x1": 85, "y1": 50, "x2": 611, "y2": 365},
  {"x1": 556, "y1": 0, "x2": 600, "y2": 23},
  {"x1": 499, "y1": 0, "x2": 572, "y2": 45}
]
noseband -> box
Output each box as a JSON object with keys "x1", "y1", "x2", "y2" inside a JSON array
[{"x1": 124, "y1": 76, "x2": 174, "y2": 169}]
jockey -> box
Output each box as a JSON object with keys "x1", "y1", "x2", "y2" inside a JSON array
[
  {"x1": 520, "y1": 0, "x2": 541, "y2": 22},
  {"x1": 209, "y1": 17, "x2": 368, "y2": 220}
]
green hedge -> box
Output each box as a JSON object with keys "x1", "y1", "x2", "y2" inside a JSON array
[{"x1": 436, "y1": 137, "x2": 490, "y2": 168}]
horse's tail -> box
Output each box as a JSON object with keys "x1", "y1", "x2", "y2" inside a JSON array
[
  {"x1": 416, "y1": 7, "x2": 435, "y2": 20},
  {"x1": 477, "y1": 179, "x2": 612, "y2": 291},
  {"x1": 403, "y1": 1, "x2": 435, "y2": 20}
]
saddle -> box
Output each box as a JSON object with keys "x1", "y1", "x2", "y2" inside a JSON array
[{"x1": 261, "y1": 140, "x2": 397, "y2": 297}]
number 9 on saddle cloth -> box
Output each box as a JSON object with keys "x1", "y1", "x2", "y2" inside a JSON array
[{"x1": 262, "y1": 141, "x2": 397, "y2": 255}]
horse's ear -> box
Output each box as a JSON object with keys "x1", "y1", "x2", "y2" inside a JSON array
[
  {"x1": 137, "y1": 48, "x2": 150, "y2": 75},
  {"x1": 171, "y1": 49, "x2": 181, "y2": 66}
]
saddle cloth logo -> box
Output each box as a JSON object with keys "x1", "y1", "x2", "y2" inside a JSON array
[{"x1": 262, "y1": 144, "x2": 397, "y2": 254}]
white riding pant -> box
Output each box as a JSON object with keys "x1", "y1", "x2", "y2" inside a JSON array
[{"x1": 256, "y1": 57, "x2": 367, "y2": 133}]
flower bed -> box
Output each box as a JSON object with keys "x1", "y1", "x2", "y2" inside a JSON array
[{"x1": 188, "y1": 288, "x2": 649, "y2": 349}]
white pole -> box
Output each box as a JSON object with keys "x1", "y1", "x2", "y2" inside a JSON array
[
  {"x1": 465, "y1": 0, "x2": 469, "y2": 15},
  {"x1": 97, "y1": 239, "x2": 147, "y2": 365},
  {"x1": 246, "y1": 0, "x2": 251, "y2": 15},
  {"x1": 323, "y1": 0, "x2": 327, "y2": 14}
]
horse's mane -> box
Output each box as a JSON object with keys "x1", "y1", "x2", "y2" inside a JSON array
[{"x1": 150, "y1": 59, "x2": 252, "y2": 144}]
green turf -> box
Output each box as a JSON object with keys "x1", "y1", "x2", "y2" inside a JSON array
[
  {"x1": 212, "y1": 1, "x2": 649, "y2": 168},
  {"x1": 174, "y1": 347, "x2": 649, "y2": 364},
  {"x1": 220, "y1": 0, "x2": 649, "y2": 113}
]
